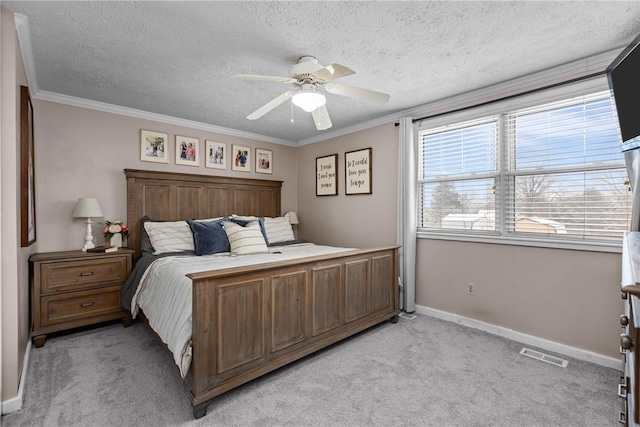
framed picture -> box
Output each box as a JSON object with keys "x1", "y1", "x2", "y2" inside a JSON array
[
  {"x1": 175, "y1": 135, "x2": 200, "y2": 166},
  {"x1": 205, "y1": 141, "x2": 226, "y2": 170},
  {"x1": 140, "y1": 130, "x2": 168, "y2": 163},
  {"x1": 20, "y1": 86, "x2": 36, "y2": 247},
  {"x1": 232, "y1": 144, "x2": 251, "y2": 172},
  {"x1": 255, "y1": 148, "x2": 273, "y2": 174},
  {"x1": 316, "y1": 154, "x2": 338, "y2": 196},
  {"x1": 345, "y1": 148, "x2": 372, "y2": 195}
]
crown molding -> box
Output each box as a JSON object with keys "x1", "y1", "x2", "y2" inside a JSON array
[
  {"x1": 12, "y1": 9, "x2": 625, "y2": 148},
  {"x1": 296, "y1": 113, "x2": 401, "y2": 146},
  {"x1": 297, "y1": 47, "x2": 624, "y2": 146},
  {"x1": 405, "y1": 47, "x2": 621, "y2": 122},
  {"x1": 33, "y1": 91, "x2": 298, "y2": 147},
  {"x1": 13, "y1": 12, "x2": 296, "y2": 146},
  {"x1": 14, "y1": 13, "x2": 38, "y2": 94}
]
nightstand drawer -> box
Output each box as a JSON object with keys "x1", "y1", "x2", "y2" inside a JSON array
[
  {"x1": 40, "y1": 286, "x2": 123, "y2": 327},
  {"x1": 40, "y1": 256, "x2": 128, "y2": 293}
]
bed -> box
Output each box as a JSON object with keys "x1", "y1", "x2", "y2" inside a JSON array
[{"x1": 124, "y1": 169, "x2": 400, "y2": 419}]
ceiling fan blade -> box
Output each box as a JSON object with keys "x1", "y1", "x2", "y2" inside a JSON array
[
  {"x1": 247, "y1": 91, "x2": 296, "y2": 120},
  {"x1": 311, "y1": 104, "x2": 332, "y2": 130},
  {"x1": 324, "y1": 83, "x2": 390, "y2": 104},
  {"x1": 232, "y1": 74, "x2": 297, "y2": 84},
  {"x1": 312, "y1": 63, "x2": 355, "y2": 82}
]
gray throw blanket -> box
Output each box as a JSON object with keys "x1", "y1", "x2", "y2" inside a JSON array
[{"x1": 121, "y1": 252, "x2": 193, "y2": 312}]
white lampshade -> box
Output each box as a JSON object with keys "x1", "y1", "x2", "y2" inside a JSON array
[
  {"x1": 72, "y1": 198, "x2": 104, "y2": 218},
  {"x1": 292, "y1": 90, "x2": 326, "y2": 113},
  {"x1": 287, "y1": 211, "x2": 299, "y2": 225},
  {"x1": 72, "y1": 198, "x2": 104, "y2": 251}
]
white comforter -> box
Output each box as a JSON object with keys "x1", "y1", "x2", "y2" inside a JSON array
[{"x1": 131, "y1": 243, "x2": 352, "y2": 377}]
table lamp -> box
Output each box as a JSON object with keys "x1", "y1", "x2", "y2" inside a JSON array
[
  {"x1": 72, "y1": 198, "x2": 104, "y2": 251},
  {"x1": 287, "y1": 212, "x2": 299, "y2": 225}
]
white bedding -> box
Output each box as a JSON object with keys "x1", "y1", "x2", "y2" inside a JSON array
[{"x1": 131, "y1": 243, "x2": 353, "y2": 377}]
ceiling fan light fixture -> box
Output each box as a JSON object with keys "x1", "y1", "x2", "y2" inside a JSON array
[{"x1": 292, "y1": 89, "x2": 326, "y2": 113}]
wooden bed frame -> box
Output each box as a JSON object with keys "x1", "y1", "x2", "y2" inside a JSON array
[{"x1": 125, "y1": 169, "x2": 400, "y2": 419}]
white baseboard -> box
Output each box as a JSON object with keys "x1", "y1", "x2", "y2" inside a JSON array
[
  {"x1": 2, "y1": 340, "x2": 31, "y2": 414},
  {"x1": 415, "y1": 305, "x2": 622, "y2": 371}
]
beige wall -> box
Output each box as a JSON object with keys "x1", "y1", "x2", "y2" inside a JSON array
[
  {"x1": 417, "y1": 239, "x2": 623, "y2": 358},
  {"x1": 15, "y1": 14, "x2": 31, "y2": 394},
  {"x1": 296, "y1": 123, "x2": 399, "y2": 248},
  {"x1": 1, "y1": 6, "x2": 33, "y2": 405},
  {"x1": 298, "y1": 122, "x2": 623, "y2": 360},
  {"x1": 33, "y1": 101, "x2": 298, "y2": 253}
]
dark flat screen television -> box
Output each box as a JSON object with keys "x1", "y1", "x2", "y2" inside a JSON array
[{"x1": 608, "y1": 33, "x2": 640, "y2": 151}]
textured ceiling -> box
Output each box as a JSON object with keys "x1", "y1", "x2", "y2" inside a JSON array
[{"x1": 5, "y1": 1, "x2": 640, "y2": 144}]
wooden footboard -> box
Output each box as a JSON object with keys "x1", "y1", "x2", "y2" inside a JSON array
[
  {"x1": 187, "y1": 246, "x2": 400, "y2": 418},
  {"x1": 125, "y1": 169, "x2": 400, "y2": 418}
]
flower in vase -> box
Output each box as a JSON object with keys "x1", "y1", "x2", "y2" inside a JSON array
[{"x1": 104, "y1": 220, "x2": 129, "y2": 241}]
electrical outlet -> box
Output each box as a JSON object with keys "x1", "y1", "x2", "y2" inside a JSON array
[{"x1": 467, "y1": 282, "x2": 475, "y2": 296}]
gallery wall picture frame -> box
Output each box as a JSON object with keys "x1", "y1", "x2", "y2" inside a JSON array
[
  {"x1": 205, "y1": 140, "x2": 226, "y2": 170},
  {"x1": 232, "y1": 144, "x2": 251, "y2": 172},
  {"x1": 20, "y1": 86, "x2": 36, "y2": 247},
  {"x1": 316, "y1": 154, "x2": 338, "y2": 196},
  {"x1": 175, "y1": 135, "x2": 201, "y2": 166},
  {"x1": 345, "y1": 147, "x2": 372, "y2": 195},
  {"x1": 255, "y1": 148, "x2": 273, "y2": 174},
  {"x1": 140, "y1": 129, "x2": 169, "y2": 163}
]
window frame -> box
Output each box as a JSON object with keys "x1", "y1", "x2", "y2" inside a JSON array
[{"x1": 416, "y1": 77, "x2": 627, "y2": 253}]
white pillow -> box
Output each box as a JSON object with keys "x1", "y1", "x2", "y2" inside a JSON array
[
  {"x1": 144, "y1": 220, "x2": 194, "y2": 254},
  {"x1": 231, "y1": 214, "x2": 259, "y2": 221},
  {"x1": 222, "y1": 220, "x2": 268, "y2": 256},
  {"x1": 197, "y1": 216, "x2": 225, "y2": 222},
  {"x1": 264, "y1": 214, "x2": 294, "y2": 244}
]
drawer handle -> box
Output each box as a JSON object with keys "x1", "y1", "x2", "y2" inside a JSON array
[
  {"x1": 621, "y1": 334, "x2": 633, "y2": 350},
  {"x1": 621, "y1": 315, "x2": 629, "y2": 327},
  {"x1": 80, "y1": 302, "x2": 95, "y2": 308},
  {"x1": 618, "y1": 382, "x2": 627, "y2": 399},
  {"x1": 79, "y1": 272, "x2": 95, "y2": 277}
]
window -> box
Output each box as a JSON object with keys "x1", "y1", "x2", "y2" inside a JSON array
[
  {"x1": 419, "y1": 118, "x2": 499, "y2": 232},
  {"x1": 418, "y1": 90, "x2": 632, "y2": 246}
]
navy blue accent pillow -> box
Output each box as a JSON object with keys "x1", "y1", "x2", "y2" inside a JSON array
[
  {"x1": 230, "y1": 217, "x2": 269, "y2": 245},
  {"x1": 187, "y1": 219, "x2": 230, "y2": 255}
]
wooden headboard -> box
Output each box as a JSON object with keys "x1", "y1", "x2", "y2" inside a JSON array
[{"x1": 125, "y1": 169, "x2": 283, "y2": 260}]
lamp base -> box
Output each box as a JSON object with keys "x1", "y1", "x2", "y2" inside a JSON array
[{"x1": 82, "y1": 218, "x2": 95, "y2": 251}]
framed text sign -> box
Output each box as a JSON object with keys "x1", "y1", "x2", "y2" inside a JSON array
[
  {"x1": 345, "y1": 148, "x2": 372, "y2": 195},
  {"x1": 316, "y1": 154, "x2": 338, "y2": 196}
]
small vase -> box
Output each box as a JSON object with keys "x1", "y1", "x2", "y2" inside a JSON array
[{"x1": 109, "y1": 233, "x2": 122, "y2": 248}]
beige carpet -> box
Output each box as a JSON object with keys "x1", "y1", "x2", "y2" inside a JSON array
[{"x1": 2, "y1": 314, "x2": 619, "y2": 426}]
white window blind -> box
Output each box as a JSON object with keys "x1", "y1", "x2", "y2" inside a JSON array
[
  {"x1": 418, "y1": 89, "x2": 632, "y2": 245},
  {"x1": 419, "y1": 118, "x2": 499, "y2": 231}
]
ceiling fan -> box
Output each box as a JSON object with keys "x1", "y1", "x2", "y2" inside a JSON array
[{"x1": 232, "y1": 56, "x2": 390, "y2": 131}]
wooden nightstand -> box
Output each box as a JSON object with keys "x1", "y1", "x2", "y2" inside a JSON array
[{"x1": 29, "y1": 248, "x2": 133, "y2": 348}]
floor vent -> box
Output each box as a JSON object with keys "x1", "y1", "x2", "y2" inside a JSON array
[
  {"x1": 399, "y1": 313, "x2": 417, "y2": 320},
  {"x1": 520, "y1": 347, "x2": 569, "y2": 368}
]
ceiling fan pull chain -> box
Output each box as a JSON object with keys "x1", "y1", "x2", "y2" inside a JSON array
[{"x1": 291, "y1": 100, "x2": 294, "y2": 123}]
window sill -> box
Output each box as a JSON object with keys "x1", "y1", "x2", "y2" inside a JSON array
[{"x1": 416, "y1": 231, "x2": 622, "y2": 254}]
